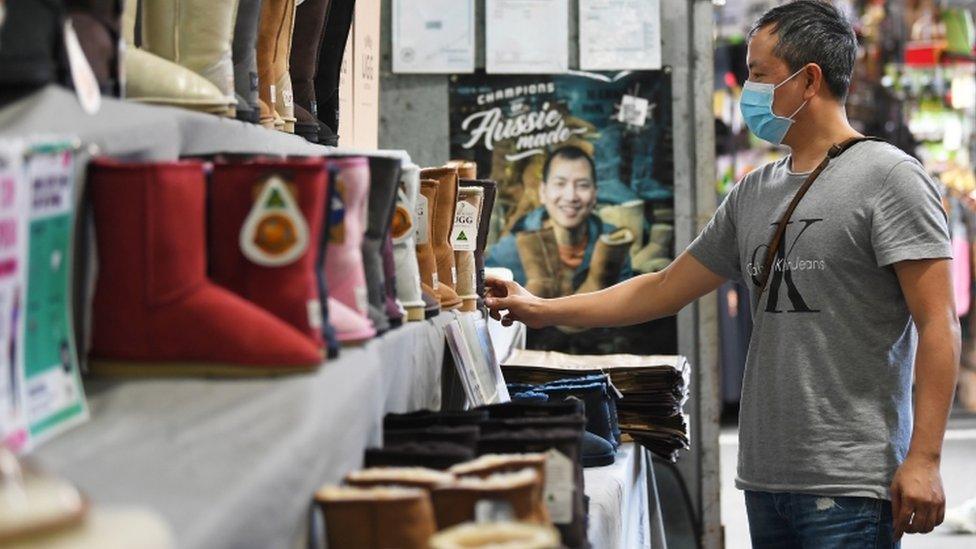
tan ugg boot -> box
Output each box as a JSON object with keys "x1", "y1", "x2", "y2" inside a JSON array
[
  {"x1": 344, "y1": 467, "x2": 455, "y2": 491},
  {"x1": 449, "y1": 454, "x2": 550, "y2": 525},
  {"x1": 430, "y1": 469, "x2": 546, "y2": 530},
  {"x1": 445, "y1": 160, "x2": 478, "y2": 180},
  {"x1": 416, "y1": 179, "x2": 444, "y2": 306},
  {"x1": 575, "y1": 228, "x2": 634, "y2": 294},
  {"x1": 632, "y1": 223, "x2": 674, "y2": 274},
  {"x1": 140, "y1": 0, "x2": 241, "y2": 114},
  {"x1": 422, "y1": 167, "x2": 463, "y2": 310},
  {"x1": 599, "y1": 199, "x2": 645, "y2": 258},
  {"x1": 258, "y1": 0, "x2": 298, "y2": 132},
  {"x1": 315, "y1": 485, "x2": 436, "y2": 549},
  {"x1": 516, "y1": 228, "x2": 562, "y2": 298},
  {"x1": 454, "y1": 186, "x2": 484, "y2": 312},
  {"x1": 429, "y1": 522, "x2": 562, "y2": 549}
]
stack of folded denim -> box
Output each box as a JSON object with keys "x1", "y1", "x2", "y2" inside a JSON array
[{"x1": 501, "y1": 349, "x2": 690, "y2": 461}]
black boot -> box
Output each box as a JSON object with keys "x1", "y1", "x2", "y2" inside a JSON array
[{"x1": 311, "y1": 0, "x2": 353, "y2": 145}]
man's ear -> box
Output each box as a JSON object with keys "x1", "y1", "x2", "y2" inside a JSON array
[{"x1": 804, "y1": 63, "x2": 823, "y2": 100}]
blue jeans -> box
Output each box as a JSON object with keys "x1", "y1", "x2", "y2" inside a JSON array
[{"x1": 745, "y1": 491, "x2": 899, "y2": 548}]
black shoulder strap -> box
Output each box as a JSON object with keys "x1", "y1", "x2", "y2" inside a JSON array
[{"x1": 755, "y1": 136, "x2": 885, "y2": 297}]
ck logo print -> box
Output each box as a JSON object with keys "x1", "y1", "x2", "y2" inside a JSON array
[{"x1": 748, "y1": 218, "x2": 826, "y2": 313}]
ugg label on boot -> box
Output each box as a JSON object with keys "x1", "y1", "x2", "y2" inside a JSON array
[
  {"x1": 239, "y1": 175, "x2": 309, "y2": 266},
  {"x1": 307, "y1": 299, "x2": 323, "y2": 329},
  {"x1": 544, "y1": 449, "x2": 575, "y2": 524},
  {"x1": 450, "y1": 201, "x2": 478, "y2": 252},
  {"x1": 282, "y1": 89, "x2": 294, "y2": 108},
  {"x1": 415, "y1": 195, "x2": 430, "y2": 245}
]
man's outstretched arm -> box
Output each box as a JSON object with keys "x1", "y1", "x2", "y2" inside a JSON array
[{"x1": 485, "y1": 250, "x2": 727, "y2": 329}]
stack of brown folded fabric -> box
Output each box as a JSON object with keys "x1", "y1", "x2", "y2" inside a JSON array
[{"x1": 501, "y1": 349, "x2": 690, "y2": 461}]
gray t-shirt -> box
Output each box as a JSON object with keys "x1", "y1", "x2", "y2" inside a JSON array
[{"x1": 688, "y1": 141, "x2": 952, "y2": 500}]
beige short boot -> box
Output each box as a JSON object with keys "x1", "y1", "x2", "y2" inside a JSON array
[
  {"x1": 515, "y1": 228, "x2": 562, "y2": 298},
  {"x1": 599, "y1": 199, "x2": 645, "y2": 258},
  {"x1": 345, "y1": 467, "x2": 455, "y2": 491},
  {"x1": 445, "y1": 160, "x2": 478, "y2": 180},
  {"x1": 315, "y1": 485, "x2": 436, "y2": 549},
  {"x1": 632, "y1": 223, "x2": 674, "y2": 273},
  {"x1": 140, "y1": 0, "x2": 241, "y2": 114},
  {"x1": 430, "y1": 469, "x2": 547, "y2": 530},
  {"x1": 121, "y1": 0, "x2": 232, "y2": 113},
  {"x1": 429, "y1": 522, "x2": 561, "y2": 549},
  {"x1": 449, "y1": 453, "x2": 550, "y2": 525},
  {"x1": 576, "y1": 228, "x2": 634, "y2": 294}
]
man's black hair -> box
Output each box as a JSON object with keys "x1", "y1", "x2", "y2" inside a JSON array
[
  {"x1": 542, "y1": 145, "x2": 597, "y2": 184},
  {"x1": 749, "y1": 0, "x2": 857, "y2": 100}
]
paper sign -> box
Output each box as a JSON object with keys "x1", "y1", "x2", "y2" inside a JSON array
[
  {"x1": 22, "y1": 141, "x2": 88, "y2": 447},
  {"x1": 579, "y1": 0, "x2": 662, "y2": 70},
  {"x1": 393, "y1": 0, "x2": 476, "y2": 73},
  {"x1": 0, "y1": 140, "x2": 28, "y2": 452},
  {"x1": 486, "y1": 0, "x2": 569, "y2": 74}
]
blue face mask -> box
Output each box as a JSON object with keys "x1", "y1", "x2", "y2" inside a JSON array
[{"x1": 740, "y1": 67, "x2": 808, "y2": 145}]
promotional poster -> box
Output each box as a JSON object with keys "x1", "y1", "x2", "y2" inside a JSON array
[
  {"x1": 449, "y1": 70, "x2": 676, "y2": 354},
  {"x1": 0, "y1": 140, "x2": 28, "y2": 452}
]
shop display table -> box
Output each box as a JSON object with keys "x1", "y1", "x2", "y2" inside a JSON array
[{"x1": 33, "y1": 315, "x2": 450, "y2": 549}]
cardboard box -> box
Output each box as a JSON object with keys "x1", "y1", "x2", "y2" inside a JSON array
[{"x1": 351, "y1": 0, "x2": 380, "y2": 149}]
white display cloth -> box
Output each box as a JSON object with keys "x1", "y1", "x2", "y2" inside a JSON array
[{"x1": 585, "y1": 443, "x2": 653, "y2": 549}]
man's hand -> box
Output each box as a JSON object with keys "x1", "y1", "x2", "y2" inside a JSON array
[
  {"x1": 484, "y1": 278, "x2": 550, "y2": 328},
  {"x1": 890, "y1": 455, "x2": 946, "y2": 538}
]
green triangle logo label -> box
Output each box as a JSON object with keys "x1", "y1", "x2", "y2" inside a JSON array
[
  {"x1": 265, "y1": 187, "x2": 287, "y2": 209},
  {"x1": 457, "y1": 231, "x2": 468, "y2": 241}
]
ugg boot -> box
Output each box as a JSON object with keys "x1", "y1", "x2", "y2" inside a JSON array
[
  {"x1": 421, "y1": 284, "x2": 441, "y2": 319},
  {"x1": 599, "y1": 199, "x2": 645, "y2": 258},
  {"x1": 416, "y1": 179, "x2": 445, "y2": 308},
  {"x1": 121, "y1": 0, "x2": 232, "y2": 112},
  {"x1": 516, "y1": 228, "x2": 561, "y2": 298},
  {"x1": 633, "y1": 223, "x2": 674, "y2": 274},
  {"x1": 258, "y1": 0, "x2": 297, "y2": 132},
  {"x1": 450, "y1": 453, "x2": 550, "y2": 526},
  {"x1": 66, "y1": 0, "x2": 121, "y2": 96},
  {"x1": 384, "y1": 425, "x2": 481, "y2": 449},
  {"x1": 365, "y1": 442, "x2": 476, "y2": 470},
  {"x1": 384, "y1": 408, "x2": 489, "y2": 430},
  {"x1": 289, "y1": 0, "x2": 332, "y2": 142},
  {"x1": 312, "y1": 0, "x2": 354, "y2": 144},
  {"x1": 462, "y1": 179, "x2": 497, "y2": 313},
  {"x1": 576, "y1": 228, "x2": 633, "y2": 294},
  {"x1": 445, "y1": 160, "x2": 477, "y2": 180},
  {"x1": 208, "y1": 159, "x2": 327, "y2": 350},
  {"x1": 87, "y1": 160, "x2": 322, "y2": 376},
  {"x1": 430, "y1": 469, "x2": 544, "y2": 529},
  {"x1": 454, "y1": 186, "x2": 484, "y2": 312},
  {"x1": 344, "y1": 467, "x2": 455, "y2": 491},
  {"x1": 429, "y1": 522, "x2": 561, "y2": 549},
  {"x1": 314, "y1": 174, "x2": 341, "y2": 358},
  {"x1": 232, "y1": 0, "x2": 262, "y2": 123},
  {"x1": 325, "y1": 157, "x2": 375, "y2": 343},
  {"x1": 141, "y1": 0, "x2": 241, "y2": 114},
  {"x1": 0, "y1": 0, "x2": 64, "y2": 102},
  {"x1": 393, "y1": 164, "x2": 426, "y2": 322},
  {"x1": 382, "y1": 236, "x2": 405, "y2": 327},
  {"x1": 315, "y1": 486, "x2": 436, "y2": 549},
  {"x1": 422, "y1": 167, "x2": 463, "y2": 310},
  {"x1": 362, "y1": 155, "x2": 403, "y2": 334}
]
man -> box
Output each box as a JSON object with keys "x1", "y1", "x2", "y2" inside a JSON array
[
  {"x1": 486, "y1": 1, "x2": 959, "y2": 547},
  {"x1": 486, "y1": 145, "x2": 631, "y2": 294}
]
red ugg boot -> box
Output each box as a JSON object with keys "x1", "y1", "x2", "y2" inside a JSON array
[
  {"x1": 87, "y1": 159, "x2": 322, "y2": 377},
  {"x1": 325, "y1": 157, "x2": 376, "y2": 343},
  {"x1": 208, "y1": 159, "x2": 328, "y2": 350}
]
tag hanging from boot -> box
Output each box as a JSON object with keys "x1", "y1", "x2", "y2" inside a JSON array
[{"x1": 240, "y1": 174, "x2": 310, "y2": 266}]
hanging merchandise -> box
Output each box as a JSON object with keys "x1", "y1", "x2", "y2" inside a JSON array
[
  {"x1": 21, "y1": 141, "x2": 88, "y2": 446},
  {"x1": 0, "y1": 140, "x2": 28, "y2": 452},
  {"x1": 449, "y1": 70, "x2": 675, "y2": 355}
]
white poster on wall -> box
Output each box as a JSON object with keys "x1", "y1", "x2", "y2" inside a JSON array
[
  {"x1": 579, "y1": 0, "x2": 662, "y2": 70},
  {"x1": 486, "y1": 0, "x2": 569, "y2": 74},
  {"x1": 393, "y1": 0, "x2": 476, "y2": 73}
]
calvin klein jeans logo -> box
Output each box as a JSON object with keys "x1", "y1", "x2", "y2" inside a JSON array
[{"x1": 749, "y1": 218, "x2": 824, "y2": 313}]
